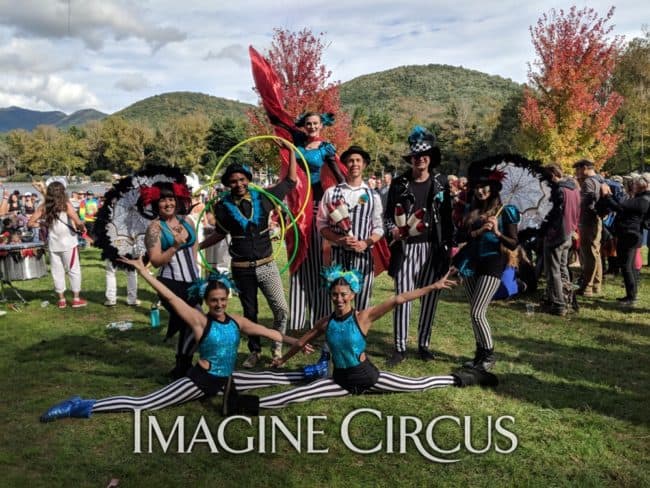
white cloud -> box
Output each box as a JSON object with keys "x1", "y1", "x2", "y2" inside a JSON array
[
  {"x1": 0, "y1": 0, "x2": 186, "y2": 51},
  {"x1": 0, "y1": 0, "x2": 646, "y2": 113},
  {"x1": 0, "y1": 38, "x2": 74, "y2": 74},
  {"x1": 114, "y1": 73, "x2": 150, "y2": 92},
  {"x1": 204, "y1": 44, "x2": 248, "y2": 67},
  {"x1": 1, "y1": 75, "x2": 99, "y2": 111}
]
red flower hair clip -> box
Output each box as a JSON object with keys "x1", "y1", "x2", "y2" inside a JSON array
[
  {"x1": 488, "y1": 169, "x2": 506, "y2": 182},
  {"x1": 139, "y1": 186, "x2": 161, "y2": 206}
]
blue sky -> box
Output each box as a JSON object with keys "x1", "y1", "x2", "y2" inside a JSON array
[{"x1": 0, "y1": 0, "x2": 646, "y2": 114}]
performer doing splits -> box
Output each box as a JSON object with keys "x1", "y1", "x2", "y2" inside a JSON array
[
  {"x1": 39, "y1": 256, "x2": 314, "y2": 422},
  {"x1": 259, "y1": 266, "x2": 497, "y2": 409}
]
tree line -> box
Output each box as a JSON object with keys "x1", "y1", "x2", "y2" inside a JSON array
[{"x1": 0, "y1": 10, "x2": 647, "y2": 180}]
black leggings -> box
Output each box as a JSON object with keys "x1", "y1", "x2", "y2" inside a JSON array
[{"x1": 616, "y1": 234, "x2": 640, "y2": 300}]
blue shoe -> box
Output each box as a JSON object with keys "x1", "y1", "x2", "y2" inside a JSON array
[
  {"x1": 40, "y1": 396, "x2": 95, "y2": 422},
  {"x1": 303, "y1": 350, "x2": 330, "y2": 379}
]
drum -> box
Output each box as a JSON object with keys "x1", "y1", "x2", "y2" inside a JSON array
[{"x1": 0, "y1": 242, "x2": 47, "y2": 280}]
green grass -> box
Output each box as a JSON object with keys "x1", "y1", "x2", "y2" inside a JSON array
[{"x1": 1, "y1": 247, "x2": 648, "y2": 487}]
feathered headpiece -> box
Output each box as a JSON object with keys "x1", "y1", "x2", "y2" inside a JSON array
[
  {"x1": 187, "y1": 271, "x2": 239, "y2": 300},
  {"x1": 139, "y1": 182, "x2": 191, "y2": 206},
  {"x1": 321, "y1": 264, "x2": 363, "y2": 294},
  {"x1": 402, "y1": 125, "x2": 441, "y2": 167},
  {"x1": 295, "y1": 112, "x2": 335, "y2": 127}
]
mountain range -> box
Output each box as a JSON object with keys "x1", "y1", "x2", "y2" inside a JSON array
[{"x1": 0, "y1": 64, "x2": 522, "y2": 132}]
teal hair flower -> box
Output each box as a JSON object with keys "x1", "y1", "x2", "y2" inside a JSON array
[
  {"x1": 321, "y1": 264, "x2": 363, "y2": 294},
  {"x1": 187, "y1": 271, "x2": 239, "y2": 300}
]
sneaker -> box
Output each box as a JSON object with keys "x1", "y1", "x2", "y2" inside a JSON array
[
  {"x1": 127, "y1": 299, "x2": 142, "y2": 306},
  {"x1": 418, "y1": 347, "x2": 436, "y2": 362},
  {"x1": 242, "y1": 352, "x2": 260, "y2": 369},
  {"x1": 387, "y1": 350, "x2": 406, "y2": 367},
  {"x1": 71, "y1": 298, "x2": 87, "y2": 308},
  {"x1": 103, "y1": 300, "x2": 117, "y2": 307},
  {"x1": 57, "y1": 299, "x2": 67, "y2": 309},
  {"x1": 619, "y1": 298, "x2": 637, "y2": 308}
]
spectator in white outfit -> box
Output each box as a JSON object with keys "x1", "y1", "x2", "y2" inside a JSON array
[
  {"x1": 28, "y1": 181, "x2": 87, "y2": 309},
  {"x1": 104, "y1": 260, "x2": 140, "y2": 306}
]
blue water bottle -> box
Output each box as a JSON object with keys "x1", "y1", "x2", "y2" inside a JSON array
[{"x1": 150, "y1": 302, "x2": 160, "y2": 328}]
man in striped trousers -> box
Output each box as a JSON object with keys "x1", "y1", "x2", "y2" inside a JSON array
[
  {"x1": 317, "y1": 145, "x2": 385, "y2": 311},
  {"x1": 384, "y1": 126, "x2": 453, "y2": 366}
]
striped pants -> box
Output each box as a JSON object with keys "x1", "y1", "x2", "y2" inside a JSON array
[
  {"x1": 289, "y1": 208, "x2": 329, "y2": 330},
  {"x1": 232, "y1": 261, "x2": 288, "y2": 353},
  {"x1": 463, "y1": 274, "x2": 501, "y2": 350},
  {"x1": 330, "y1": 247, "x2": 374, "y2": 311},
  {"x1": 259, "y1": 371, "x2": 456, "y2": 409},
  {"x1": 91, "y1": 370, "x2": 307, "y2": 414},
  {"x1": 392, "y1": 242, "x2": 442, "y2": 353}
]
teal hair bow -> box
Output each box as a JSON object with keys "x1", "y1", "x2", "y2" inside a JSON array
[
  {"x1": 187, "y1": 271, "x2": 239, "y2": 300},
  {"x1": 321, "y1": 264, "x2": 363, "y2": 294}
]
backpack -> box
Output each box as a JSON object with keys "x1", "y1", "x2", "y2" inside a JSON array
[{"x1": 595, "y1": 179, "x2": 624, "y2": 218}]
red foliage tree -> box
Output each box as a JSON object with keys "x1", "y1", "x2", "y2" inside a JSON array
[
  {"x1": 248, "y1": 28, "x2": 351, "y2": 153},
  {"x1": 519, "y1": 6, "x2": 624, "y2": 171}
]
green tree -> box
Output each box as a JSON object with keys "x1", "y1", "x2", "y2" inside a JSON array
[
  {"x1": 95, "y1": 117, "x2": 154, "y2": 173},
  {"x1": 150, "y1": 113, "x2": 211, "y2": 173},
  {"x1": 611, "y1": 30, "x2": 650, "y2": 173},
  {"x1": 204, "y1": 116, "x2": 251, "y2": 174}
]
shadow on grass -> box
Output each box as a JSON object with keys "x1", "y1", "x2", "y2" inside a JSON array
[
  {"x1": 498, "y1": 372, "x2": 648, "y2": 425},
  {"x1": 498, "y1": 333, "x2": 649, "y2": 425},
  {"x1": 17, "y1": 332, "x2": 171, "y2": 379}
]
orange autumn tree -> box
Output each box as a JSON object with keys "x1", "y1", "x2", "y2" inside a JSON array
[
  {"x1": 519, "y1": 6, "x2": 624, "y2": 172},
  {"x1": 248, "y1": 28, "x2": 351, "y2": 165}
]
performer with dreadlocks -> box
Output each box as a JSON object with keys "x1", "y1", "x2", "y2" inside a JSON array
[
  {"x1": 258, "y1": 266, "x2": 496, "y2": 409},
  {"x1": 199, "y1": 141, "x2": 297, "y2": 368},
  {"x1": 39, "y1": 257, "x2": 314, "y2": 422},
  {"x1": 383, "y1": 126, "x2": 453, "y2": 366}
]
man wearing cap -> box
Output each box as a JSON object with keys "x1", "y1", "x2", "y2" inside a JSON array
[
  {"x1": 573, "y1": 159, "x2": 603, "y2": 297},
  {"x1": 199, "y1": 146, "x2": 297, "y2": 368},
  {"x1": 317, "y1": 145, "x2": 384, "y2": 311},
  {"x1": 383, "y1": 126, "x2": 453, "y2": 366}
]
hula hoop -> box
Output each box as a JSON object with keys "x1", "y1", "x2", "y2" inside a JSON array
[
  {"x1": 193, "y1": 134, "x2": 307, "y2": 275},
  {"x1": 195, "y1": 185, "x2": 298, "y2": 276},
  {"x1": 210, "y1": 135, "x2": 311, "y2": 229}
]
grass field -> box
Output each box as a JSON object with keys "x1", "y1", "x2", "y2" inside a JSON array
[{"x1": 1, "y1": 246, "x2": 648, "y2": 487}]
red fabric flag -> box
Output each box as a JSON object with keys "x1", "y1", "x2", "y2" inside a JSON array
[{"x1": 250, "y1": 46, "x2": 311, "y2": 273}]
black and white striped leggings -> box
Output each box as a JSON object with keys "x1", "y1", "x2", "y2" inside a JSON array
[
  {"x1": 90, "y1": 371, "x2": 306, "y2": 414},
  {"x1": 259, "y1": 371, "x2": 456, "y2": 409},
  {"x1": 392, "y1": 242, "x2": 441, "y2": 352},
  {"x1": 463, "y1": 274, "x2": 501, "y2": 350},
  {"x1": 289, "y1": 205, "x2": 329, "y2": 331}
]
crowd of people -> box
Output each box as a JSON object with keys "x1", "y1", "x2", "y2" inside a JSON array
[{"x1": 5, "y1": 118, "x2": 645, "y2": 422}]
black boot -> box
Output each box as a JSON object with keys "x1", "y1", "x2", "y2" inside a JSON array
[
  {"x1": 463, "y1": 344, "x2": 482, "y2": 368},
  {"x1": 464, "y1": 345, "x2": 496, "y2": 371},
  {"x1": 452, "y1": 368, "x2": 499, "y2": 388},
  {"x1": 475, "y1": 348, "x2": 496, "y2": 371}
]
